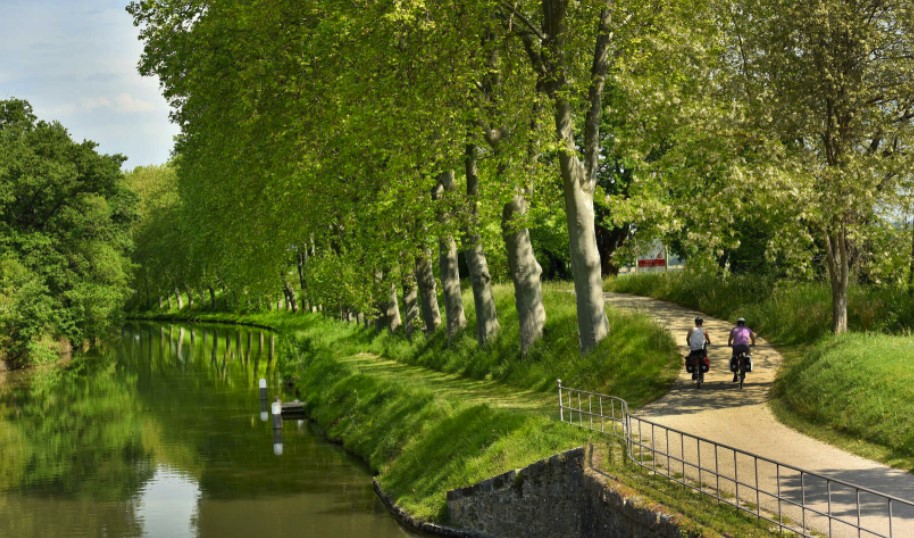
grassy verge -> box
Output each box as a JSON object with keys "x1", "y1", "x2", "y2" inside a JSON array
[
  {"x1": 144, "y1": 284, "x2": 680, "y2": 407},
  {"x1": 770, "y1": 335, "x2": 914, "y2": 471},
  {"x1": 607, "y1": 272, "x2": 914, "y2": 471},
  {"x1": 592, "y1": 439, "x2": 793, "y2": 537}
]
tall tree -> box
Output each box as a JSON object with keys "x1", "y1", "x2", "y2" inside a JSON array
[
  {"x1": 728, "y1": 0, "x2": 914, "y2": 332},
  {"x1": 504, "y1": 0, "x2": 613, "y2": 351}
]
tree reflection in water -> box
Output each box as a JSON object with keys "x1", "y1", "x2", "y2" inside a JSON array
[{"x1": 0, "y1": 323, "x2": 411, "y2": 538}]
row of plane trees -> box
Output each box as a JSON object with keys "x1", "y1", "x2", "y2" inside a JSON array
[{"x1": 126, "y1": 0, "x2": 914, "y2": 355}]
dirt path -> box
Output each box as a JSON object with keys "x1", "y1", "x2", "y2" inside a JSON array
[{"x1": 605, "y1": 292, "x2": 914, "y2": 537}]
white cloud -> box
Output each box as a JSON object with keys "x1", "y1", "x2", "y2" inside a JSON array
[
  {"x1": 43, "y1": 102, "x2": 77, "y2": 116},
  {"x1": 80, "y1": 96, "x2": 113, "y2": 111},
  {"x1": 68, "y1": 93, "x2": 156, "y2": 114},
  {"x1": 114, "y1": 92, "x2": 156, "y2": 113}
]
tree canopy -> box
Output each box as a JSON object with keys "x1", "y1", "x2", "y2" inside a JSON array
[
  {"x1": 122, "y1": 0, "x2": 914, "y2": 349},
  {"x1": 0, "y1": 99, "x2": 136, "y2": 366}
]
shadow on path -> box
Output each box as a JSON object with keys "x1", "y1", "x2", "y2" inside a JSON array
[
  {"x1": 604, "y1": 293, "x2": 781, "y2": 417},
  {"x1": 604, "y1": 291, "x2": 914, "y2": 537}
]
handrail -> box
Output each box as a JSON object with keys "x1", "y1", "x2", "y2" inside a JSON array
[{"x1": 558, "y1": 380, "x2": 914, "y2": 538}]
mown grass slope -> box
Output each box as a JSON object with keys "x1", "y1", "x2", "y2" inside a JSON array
[
  {"x1": 773, "y1": 334, "x2": 914, "y2": 468},
  {"x1": 153, "y1": 284, "x2": 680, "y2": 407}
]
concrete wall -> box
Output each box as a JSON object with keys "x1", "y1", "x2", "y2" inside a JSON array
[{"x1": 446, "y1": 447, "x2": 699, "y2": 538}]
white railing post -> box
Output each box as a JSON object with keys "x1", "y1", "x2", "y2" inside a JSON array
[{"x1": 557, "y1": 379, "x2": 564, "y2": 423}]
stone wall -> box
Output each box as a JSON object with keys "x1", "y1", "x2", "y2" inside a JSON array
[{"x1": 446, "y1": 446, "x2": 700, "y2": 538}]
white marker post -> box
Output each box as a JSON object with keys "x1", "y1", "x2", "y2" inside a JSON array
[
  {"x1": 259, "y1": 378, "x2": 269, "y2": 422},
  {"x1": 273, "y1": 429, "x2": 283, "y2": 456},
  {"x1": 271, "y1": 397, "x2": 283, "y2": 430}
]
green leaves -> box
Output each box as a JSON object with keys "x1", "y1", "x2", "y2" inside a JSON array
[
  {"x1": 125, "y1": 0, "x2": 914, "y2": 337},
  {"x1": 0, "y1": 99, "x2": 135, "y2": 365}
]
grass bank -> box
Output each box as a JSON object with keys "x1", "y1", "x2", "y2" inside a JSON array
[
  {"x1": 145, "y1": 284, "x2": 680, "y2": 406},
  {"x1": 135, "y1": 283, "x2": 778, "y2": 534},
  {"x1": 606, "y1": 272, "x2": 914, "y2": 470}
]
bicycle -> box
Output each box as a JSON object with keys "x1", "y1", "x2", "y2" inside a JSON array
[
  {"x1": 686, "y1": 347, "x2": 709, "y2": 389},
  {"x1": 733, "y1": 349, "x2": 752, "y2": 389}
]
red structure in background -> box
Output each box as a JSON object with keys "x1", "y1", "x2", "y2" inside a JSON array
[{"x1": 637, "y1": 257, "x2": 666, "y2": 268}]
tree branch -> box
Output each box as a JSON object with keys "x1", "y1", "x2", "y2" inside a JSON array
[
  {"x1": 584, "y1": 5, "x2": 613, "y2": 181},
  {"x1": 497, "y1": 0, "x2": 545, "y2": 42}
]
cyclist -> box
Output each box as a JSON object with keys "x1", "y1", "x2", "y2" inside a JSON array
[
  {"x1": 686, "y1": 317, "x2": 711, "y2": 380},
  {"x1": 727, "y1": 317, "x2": 756, "y2": 382}
]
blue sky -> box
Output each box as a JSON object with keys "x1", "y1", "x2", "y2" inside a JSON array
[{"x1": 0, "y1": 0, "x2": 178, "y2": 168}]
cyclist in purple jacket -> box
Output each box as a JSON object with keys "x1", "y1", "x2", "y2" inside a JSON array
[{"x1": 727, "y1": 317, "x2": 756, "y2": 382}]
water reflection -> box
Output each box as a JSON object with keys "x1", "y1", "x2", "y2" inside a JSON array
[
  {"x1": 274, "y1": 429, "x2": 284, "y2": 457},
  {"x1": 136, "y1": 466, "x2": 199, "y2": 537},
  {"x1": 0, "y1": 323, "x2": 414, "y2": 538}
]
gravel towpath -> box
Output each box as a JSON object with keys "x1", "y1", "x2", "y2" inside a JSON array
[{"x1": 604, "y1": 292, "x2": 914, "y2": 537}]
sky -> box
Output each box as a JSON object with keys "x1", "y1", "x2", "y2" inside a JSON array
[{"x1": 0, "y1": 0, "x2": 178, "y2": 169}]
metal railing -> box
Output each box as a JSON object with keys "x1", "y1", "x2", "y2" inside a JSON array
[
  {"x1": 557, "y1": 380, "x2": 914, "y2": 538},
  {"x1": 556, "y1": 380, "x2": 629, "y2": 440}
]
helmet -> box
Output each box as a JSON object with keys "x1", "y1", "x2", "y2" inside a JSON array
[
  {"x1": 737, "y1": 317, "x2": 746, "y2": 326},
  {"x1": 694, "y1": 317, "x2": 703, "y2": 326}
]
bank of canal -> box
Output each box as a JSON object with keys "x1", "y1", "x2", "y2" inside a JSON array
[
  {"x1": 127, "y1": 305, "x2": 780, "y2": 537},
  {"x1": 0, "y1": 322, "x2": 415, "y2": 537}
]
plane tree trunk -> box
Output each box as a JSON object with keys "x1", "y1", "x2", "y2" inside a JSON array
[
  {"x1": 532, "y1": 0, "x2": 612, "y2": 351},
  {"x1": 502, "y1": 194, "x2": 546, "y2": 355},
  {"x1": 433, "y1": 171, "x2": 467, "y2": 339},
  {"x1": 401, "y1": 261, "x2": 420, "y2": 340},
  {"x1": 281, "y1": 274, "x2": 298, "y2": 313},
  {"x1": 463, "y1": 142, "x2": 500, "y2": 345},
  {"x1": 415, "y1": 248, "x2": 442, "y2": 334},
  {"x1": 825, "y1": 226, "x2": 850, "y2": 334}
]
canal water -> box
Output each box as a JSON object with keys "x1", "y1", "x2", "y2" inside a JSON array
[{"x1": 0, "y1": 323, "x2": 414, "y2": 537}]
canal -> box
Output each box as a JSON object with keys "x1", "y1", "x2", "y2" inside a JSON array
[{"x1": 0, "y1": 322, "x2": 415, "y2": 537}]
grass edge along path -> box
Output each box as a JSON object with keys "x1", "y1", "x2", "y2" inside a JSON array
[
  {"x1": 606, "y1": 272, "x2": 914, "y2": 473},
  {"x1": 133, "y1": 289, "x2": 780, "y2": 535}
]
